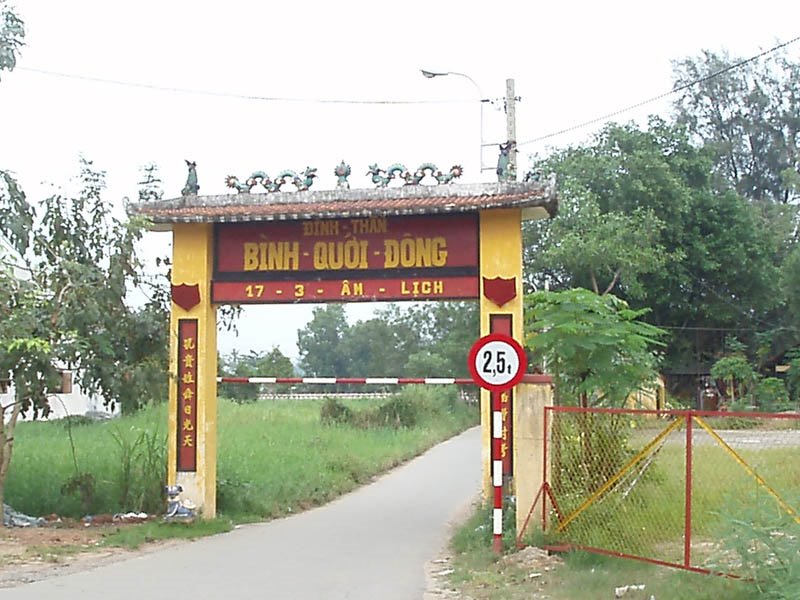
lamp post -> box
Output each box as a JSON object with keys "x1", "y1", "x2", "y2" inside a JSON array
[{"x1": 420, "y1": 69, "x2": 489, "y2": 174}]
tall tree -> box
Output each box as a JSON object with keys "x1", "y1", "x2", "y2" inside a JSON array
[
  {"x1": 525, "y1": 120, "x2": 785, "y2": 372},
  {"x1": 527, "y1": 192, "x2": 670, "y2": 297},
  {"x1": 377, "y1": 301, "x2": 478, "y2": 377},
  {"x1": 672, "y1": 49, "x2": 800, "y2": 204},
  {"x1": 0, "y1": 0, "x2": 23, "y2": 78},
  {"x1": 0, "y1": 159, "x2": 168, "y2": 525},
  {"x1": 297, "y1": 305, "x2": 351, "y2": 377}
]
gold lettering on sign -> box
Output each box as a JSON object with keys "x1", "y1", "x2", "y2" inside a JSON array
[
  {"x1": 383, "y1": 237, "x2": 448, "y2": 268},
  {"x1": 243, "y1": 242, "x2": 300, "y2": 271},
  {"x1": 340, "y1": 280, "x2": 364, "y2": 297},
  {"x1": 400, "y1": 280, "x2": 445, "y2": 296},
  {"x1": 303, "y1": 220, "x2": 340, "y2": 237},
  {"x1": 350, "y1": 217, "x2": 387, "y2": 235},
  {"x1": 313, "y1": 240, "x2": 368, "y2": 270}
]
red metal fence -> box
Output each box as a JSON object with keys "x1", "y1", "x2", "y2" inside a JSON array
[{"x1": 518, "y1": 407, "x2": 800, "y2": 578}]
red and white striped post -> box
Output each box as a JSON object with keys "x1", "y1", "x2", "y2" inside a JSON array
[
  {"x1": 491, "y1": 388, "x2": 504, "y2": 553},
  {"x1": 468, "y1": 334, "x2": 527, "y2": 554}
]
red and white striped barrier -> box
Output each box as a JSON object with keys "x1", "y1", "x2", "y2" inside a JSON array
[{"x1": 217, "y1": 376, "x2": 475, "y2": 385}]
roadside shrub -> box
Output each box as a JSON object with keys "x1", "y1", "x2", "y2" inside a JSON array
[
  {"x1": 111, "y1": 426, "x2": 166, "y2": 514},
  {"x1": 60, "y1": 472, "x2": 96, "y2": 515},
  {"x1": 755, "y1": 378, "x2": 791, "y2": 413},
  {"x1": 319, "y1": 388, "x2": 473, "y2": 430},
  {"x1": 712, "y1": 496, "x2": 800, "y2": 598},
  {"x1": 320, "y1": 393, "x2": 421, "y2": 429},
  {"x1": 374, "y1": 395, "x2": 417, "y2": 428},
  {"x1": 320, "y1": 397, "x2": 354, "y2": 425},
  {"x1": 217, "y1": 475, "x2": 261, "y2": 517},
  {"x1": 407, "y1": 386, "x2": 459, "y2": 418}
]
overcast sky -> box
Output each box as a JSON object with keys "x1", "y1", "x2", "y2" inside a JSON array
[{"x1": 1, "y1": 1, "x2": 797, "y2": 361}]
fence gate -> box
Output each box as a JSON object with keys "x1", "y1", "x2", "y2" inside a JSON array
[{"x1": 518, "y1": 407, "x2": 800, "y2": 578}]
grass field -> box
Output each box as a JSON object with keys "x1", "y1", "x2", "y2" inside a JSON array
[
  {"x1": 4, "y1": 387, "x2": 478, "y2": 523},
  {"x1": 450, "y1": 419, "x2": 800, "y2": 599}
]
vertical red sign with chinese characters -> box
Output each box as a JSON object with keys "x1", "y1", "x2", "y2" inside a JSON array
[
  {"x1": 490, "y1": 314, "x2": 514, "y2": 475},
  {"x1": 177, "y1": 319, "x2": 198, "y2": 472}
]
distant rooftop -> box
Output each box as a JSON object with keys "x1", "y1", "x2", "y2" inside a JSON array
[{"x1": 127, "y1": 181, "x2": 558, "y2": 230}]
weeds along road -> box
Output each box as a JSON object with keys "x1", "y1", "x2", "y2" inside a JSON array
[{"x1": 0, "y1": 426, "x2": 481, "y2": 600}]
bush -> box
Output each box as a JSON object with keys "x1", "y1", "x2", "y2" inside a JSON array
[
  {"x1": 111, "y1": 426, "x2": 167, "y2": 514},
  {"x1": 755, "y1": 378, "x2": 791, "y2": 413},
  {"x1": 320, "y1": 395, "x2": 418, "y2": 428},
  {"x1": 374, "y1": 395, "x2": 417, "y2": 428},
  {"x1": 713, "y1": 496, "x2": 800, "y2": 598},
  {"x1": 319, "y1": 397, "x2": 354, "y2": 425}
]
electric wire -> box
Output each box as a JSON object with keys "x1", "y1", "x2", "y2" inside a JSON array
[
  {"x1": 516, "y1": 34, "x2": 800, "y2": 147},
  {"x1": 17, "y1": 35, "x2": 798, "y2": 126},
  {"x1": 16, "y1": 66, "x2": 471, "y2": 105}
]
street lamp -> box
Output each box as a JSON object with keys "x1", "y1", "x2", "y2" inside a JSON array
[{"x1": 420, "y1": 69, "x2": 490, "y2": 174}]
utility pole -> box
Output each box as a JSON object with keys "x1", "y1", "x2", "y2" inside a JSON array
[{"x1": 505, "y1": 78, "x2": 517, "y2": 181}]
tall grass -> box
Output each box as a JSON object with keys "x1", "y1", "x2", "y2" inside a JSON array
[
  {"x1": 217, "y1": 386, "x2": 476, "y2": 519},
  {"x1": 5, "y1": 387, "x2": 477, "y2": 520},
  {"x1": 5, "y1": 406, "x2": 169, "y2": 517}
]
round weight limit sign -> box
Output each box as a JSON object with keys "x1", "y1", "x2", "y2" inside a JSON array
[{"x1": 468, "y1": 334, "x2": 527, "y2": 392}]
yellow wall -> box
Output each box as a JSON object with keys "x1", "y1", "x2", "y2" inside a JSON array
[
  {"x1": 478, "y1": 209, "x2": 524, "y2": 493},
  {"x1": 625, "y1": 375, "x2": 666, "y2": 411},
  {"x1": 169, "y1": 223, "x2": 218, "y2": 517}
]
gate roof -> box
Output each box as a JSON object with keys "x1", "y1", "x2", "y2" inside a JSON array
[{"x1": 128, "y1": 181, "x2": 557, "y2": 230}]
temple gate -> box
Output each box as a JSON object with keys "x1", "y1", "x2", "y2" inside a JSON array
[{"x1": 129, "y1": 165, "x2": 557, "y2": 517}]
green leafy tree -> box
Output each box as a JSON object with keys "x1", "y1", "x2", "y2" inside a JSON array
[
  {"x1": 340, "y1": 318, "x2": 399, "y2": 377},
  {"x1": 710, "y1": 354, "x2": 758, "y2": 407},
  {"x1": 425, "y1": 302, "x2": 478, "y2": 377},
  {"x1": 529, "y1": 192, "x2": 670, "y2": 297},
  {"x1": 782, "y1": 246, "x2": 800, "y2": 324},
  {"x1": 0, "y1": 159, "x2": 167, "y2": 525},
  {"x1": 219, "y1": 347, "x2": 295, "y2": 401},
  {"x1": 376, "y1": 302, "x2": 478, "y2": 377},
  {"x1": 753, "y1": 377, "x2": 790, "y2": 413},
  {"x1": 525, "y1": 288, "x2": 666, "y2": 495},
  {"x1": 0, "y1": 0, "x2": 23, "y2": 78},
  {"x1": 297, "y1": 305, "x2": 351, "y2": 377},
  {"x1": 672, "y1": 49, "x2": 800, "y2": 203},
  {"x1": 526, "y1": 120, "x2": 785, "y2": 373},
  {"x1": 784, "y1": 349, "x2": 800, "y2": 407},
  {"x1": 524, "y1": 288, "x2": 665, "y2": 407}
]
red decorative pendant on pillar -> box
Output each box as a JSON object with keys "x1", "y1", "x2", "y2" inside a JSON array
[
  {"x1": 172, "y1": 283, "x2": 201, "y2": 311},
  {"x1": 482, "y1": 276, "x2": 517, "y2": 308}
]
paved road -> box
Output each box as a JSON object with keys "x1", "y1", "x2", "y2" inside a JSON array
[{"x1": 0, "y1": 427, "x2": 481, "y2": 600}]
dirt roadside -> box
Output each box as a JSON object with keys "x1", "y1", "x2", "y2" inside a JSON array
[{"x1": 0, "y1": 523, "x2": 182, "y2": 588}]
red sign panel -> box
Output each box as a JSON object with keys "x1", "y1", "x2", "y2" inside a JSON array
[
  {"x1": 212, "y1": 276, "x2": 478, "y2": 303},
  {"x1": 177, "y1": 319, "x2": 198, "y2": 472},
  {"x1": 213, "y1": 214, "x2": 478, "y2": 303}
]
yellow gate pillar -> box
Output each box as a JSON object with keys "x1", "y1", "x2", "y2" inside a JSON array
[
  {"x1": 168, "y1": 223, "x2": 218, "y2": 517},
  {"x1": 479, "y1": 208, "x2": 524, "y2": 494}
]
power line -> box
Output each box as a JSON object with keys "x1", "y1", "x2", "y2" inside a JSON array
[
  {"x1": 16, "y1": 34, "x2": 800, "y2": 133},
  {"x1": 16, "y1": 66, "x2": 472, "y2": 105},
  {"x1": 517, "y1": 34, "x2": 800, "y2": 147}
]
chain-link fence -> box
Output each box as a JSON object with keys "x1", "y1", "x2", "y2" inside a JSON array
[{"x1": 520, "y1": 407, "x2": 800, "y2": 577}]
